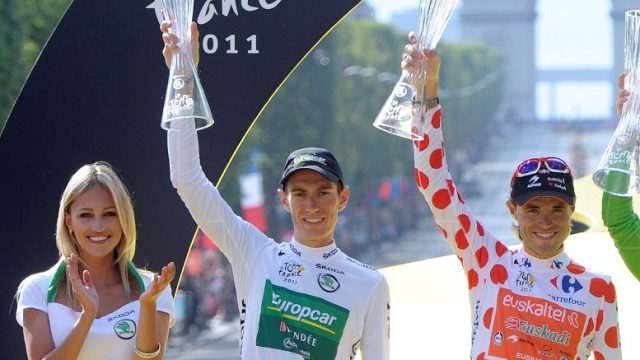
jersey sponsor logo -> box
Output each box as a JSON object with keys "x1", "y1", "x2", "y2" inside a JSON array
[
  {"x1": 279, "y1": 262, "x2": 305, "y2": 285},
  {"x1": 346, "y1": 256, "x2": 375, "y2": 270},
  {"x1": 114, "y1": 319, "x2": 136, "y2": 339},
  {"x1": 505, "y1": 317, "x2": 571, "y2": 346},
  {"x1": 289, "y1": 243, "x2": 302, "y2": 257},
  {"x1": 240, "y1": 299, "x2": 247, "y2": 356},
  {"x1": 107, "y1": 309, "x2": 136, "y2": 322},
  {"x1": 493, "y1": 331, "x2": 504, "y2": 345},
  {"x1": 280, "y1": 322, "x2": 320, "y2": 347},
  {"x1": 546, "y1": 294, "x2": 586, "y2": 307},
  {"x1": 527, "y1": 175, "x2": 541, "y2": 189},
  {"x1": 292, "y1": 153, "x2": 327, "y2": 166},
  {"x1": 547, "y1": 177, "x2": 568, "y2": 191},
  {"x1": 315, "y1": 263, "x2": 345, "y2": 275},
  {"x1": 323, "y1": 248, "x2": 339, "y2": 259},
  {"x1": 516, "y1": 271, "x2": 535, "y2": 292},
  {"x1": 507, "y1": 334, "x2": 535, "y2": 347},
  {"x1": 514, "y1": 257, "x2": 532, "y2": 268},
  {"x1": 550, "y1": 275, "x2": 583, "y2": 294},
  {"x1": 536, "y1": 344, "x2": 555, "y2": 358},
  {"x1": 516, "y1": 352, "x2": 542, "y2": 360},
  {"x1": 256, "y1": 280, "x2": 349, "y2": 359},
  {"x1": 471, "y1": 300, "x2": 481, "y2": 348},
  {"x1": 318, "y1": 273, "x2": 340, "y2": 293},
  {"x1": 502, "y1": 293, "x2": 581, "y2": 325},
  {"x1": 282, "y1": 337, "x2": 312, "y2": 358},
  {"x1": 350, "y1": 339, "x2": 361, "y2": 360},
  {"x1": 488, "y1": 288, "x2": 586, "y2": 360}
]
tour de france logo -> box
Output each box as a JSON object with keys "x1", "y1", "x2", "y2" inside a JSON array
[{"x1": 114, "y1": 319, "x2": 137, "y2": 340}]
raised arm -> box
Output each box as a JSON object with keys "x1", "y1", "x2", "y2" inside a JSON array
[
  {"x1": 602, "y1": 187, "x2": 640, "y2": 281},
  {"x1": 403, "y1": 33, "x2": 504, "y2": 266},
  {"x1": 601, "y1": 72, "x2": 640, "y2": 282},
  {"x1": 161, "y1": 21, "x2": 270, "y2": 280}
]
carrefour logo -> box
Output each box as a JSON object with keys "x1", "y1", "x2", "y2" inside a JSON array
[{"x1": 550, "y1": 275, "x2": 583, "y2": 294}]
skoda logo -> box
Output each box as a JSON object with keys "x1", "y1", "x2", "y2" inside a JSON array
[
  {"x1": 114, "y1": 319, "x2": 137, "y2": 339},
  {"x1": 317, "y1": 273, "x2": 340, "y2": 293}
]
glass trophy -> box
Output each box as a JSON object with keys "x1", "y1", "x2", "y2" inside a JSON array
[
  {"x1": 373, "y1": 0, "x2": 459, "y2": 140},
  {"x1": 161, "y1": 0, "x2": 214, "y2": 130},
  {"x1": 593, "y1": 10, "x2": 640, "y2": 195}
]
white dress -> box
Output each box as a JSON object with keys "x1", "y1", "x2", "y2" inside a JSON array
[{"x1": 16, "y1": 262, "x2": 175, "y2": 360}]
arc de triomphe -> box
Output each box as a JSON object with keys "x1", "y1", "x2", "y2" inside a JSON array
[{"x1": 460, "y1": 0, "x2": 636, "y2": 121}]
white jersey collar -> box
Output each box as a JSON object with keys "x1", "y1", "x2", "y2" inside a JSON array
[
  {"x1": 287, "y1": 238, "x2": 340, "y2": 261},
  {"x1": 514, "y1": 247, "x2": 571, "y2": 272}
]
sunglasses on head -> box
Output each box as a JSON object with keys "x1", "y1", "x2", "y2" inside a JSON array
[{"x1": 511, "y1": 157, "x2": 571, "y2": 184}]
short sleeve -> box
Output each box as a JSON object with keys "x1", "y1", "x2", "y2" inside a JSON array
[
  {"x1": 141, "y1": 273, "x2": 176, "y2": 328},
  {"x1": 156, "y1": 285, "x2": 176, "y2": 327},
  {"x1": 15, "y1": 272, "x2": 51, "y2": 326}
]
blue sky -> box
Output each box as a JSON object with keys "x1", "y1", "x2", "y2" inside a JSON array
[{"x1": 366, "y1": 0, "x2": 616, "y2": 119}]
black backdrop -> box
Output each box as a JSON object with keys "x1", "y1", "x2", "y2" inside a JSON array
[{"x1": 0, "y1": 0, "x2": 360, "y2": 357}]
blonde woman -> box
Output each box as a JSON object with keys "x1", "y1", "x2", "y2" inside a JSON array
[{"x1": 16, "y1": 162, "x2": 176, "y2": 359}]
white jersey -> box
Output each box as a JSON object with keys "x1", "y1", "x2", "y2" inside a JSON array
[
  {"x1": 16, "y1": 263, "x2": 175, "y2": 360},
  {"x1": 168, "y1": 122, "x2": 390, "y2": 360}
]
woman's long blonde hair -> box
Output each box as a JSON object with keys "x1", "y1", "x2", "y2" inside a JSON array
[{"x1": 56, "y1": 161, "x2": 138, "y2": 299}]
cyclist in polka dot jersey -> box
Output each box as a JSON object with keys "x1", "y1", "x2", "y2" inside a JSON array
[{"x1": 401, "y1": 32, "x2": 622, "y2": 360}]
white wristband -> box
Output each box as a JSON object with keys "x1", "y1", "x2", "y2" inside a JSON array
[{"x1": 135, "y1": 343, "x2": 161, "y2": 358}]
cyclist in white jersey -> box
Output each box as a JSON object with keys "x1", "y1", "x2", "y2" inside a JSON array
[
  {"x1": 162, "y1": 22, "x2": 390, "y2": 360},
  {"x1": 401, "y1": 32, "x2": 621, "y2": 359}
]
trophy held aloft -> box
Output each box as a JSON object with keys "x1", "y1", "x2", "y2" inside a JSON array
[
  {"x1": 373, "y1": 0, "x2": 459, "y2": 140},
  {"x1": 593, "y1": 10, "x2": 640, "y2": 195},
  {"x1": 161, "y1": 0, "x2": 214, "y2": 131}
]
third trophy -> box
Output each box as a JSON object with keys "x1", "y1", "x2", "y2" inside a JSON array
[{"x1": 593, "y1": 10, "x2": 640, "y2": 195}]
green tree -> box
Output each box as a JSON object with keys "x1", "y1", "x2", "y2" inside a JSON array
[
  {"x1": 220, "y1": 18, "x2": 504, "y2": 240},
  {"x1": 438, "y1": 42, "x2": 503, "y2": 153},
  {"x1": 0, "y1": 0, "x2": 71, "y2": 133},
  {"x1": 0, "y1": 0, "x2": 24, "y2": 132}
]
